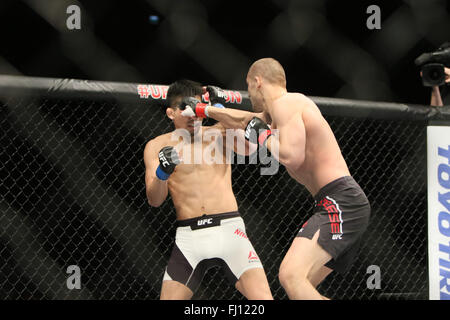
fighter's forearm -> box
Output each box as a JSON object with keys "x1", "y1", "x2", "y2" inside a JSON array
[
  {"x1": 146, "y1": 177, "x2": 168, "y2": 207},
  {"x1": 207, "y1": 106, "x2": 256, "y2": 130}
]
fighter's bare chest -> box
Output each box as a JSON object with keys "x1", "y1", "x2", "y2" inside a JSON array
[{"x1": 165, "y1": 140, "x2": 224, "y2": 173}]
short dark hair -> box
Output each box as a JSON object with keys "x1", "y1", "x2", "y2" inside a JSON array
[{"x1": 166, "y1": 79, "x2": 203, "y2": 108}]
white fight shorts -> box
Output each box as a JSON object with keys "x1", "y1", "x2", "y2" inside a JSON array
[{"x1": 163, "y1": 211, "x2": 264, "y2": 292}]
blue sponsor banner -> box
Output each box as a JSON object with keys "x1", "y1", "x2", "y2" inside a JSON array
[{"x1": 427, "y1": 126, "x2": 450, "y2": 300}]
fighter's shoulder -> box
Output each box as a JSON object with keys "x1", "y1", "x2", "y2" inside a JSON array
[
  {"x1": 274, "y1": 93, "x2": 307, "y2": 117},
  {"x1": 144, "y1": 132, "x2": 172, "y2": 155},
  {"x1": 284, "y1": 92, "x2": 313, "y2": 106},
  {"x1": 287, "y1": 93, "x2": 321, "y2": 116}
]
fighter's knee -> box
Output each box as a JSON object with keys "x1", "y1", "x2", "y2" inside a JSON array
[
  {"x1": 278, "y1": 263, "x2": 306, "y2": 289},
  {"x1": 245, "y1": 287, "x2": 273, "y2": 300},
  {"x1": 237, "y1": 270, "x2": 273, "y2": 300},
  {"x1": 306, "y1": 272, "x2": 316, "y2": 284},
  {"x1": 160, "y1": 281, "x2": 193, "y2": 300}
]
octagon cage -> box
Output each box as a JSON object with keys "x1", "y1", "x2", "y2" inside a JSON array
[{"x1": 1, "y1": 75, "x2": 447, "y2": 300}]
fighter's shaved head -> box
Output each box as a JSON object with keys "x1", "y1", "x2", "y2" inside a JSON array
[{"x1": 247, "y1": 58, "x2": 286, "y2": 87}]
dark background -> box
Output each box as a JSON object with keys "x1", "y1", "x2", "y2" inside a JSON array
[{"x1": 0, "y1": 0, "x2": 449, "y2": 103}]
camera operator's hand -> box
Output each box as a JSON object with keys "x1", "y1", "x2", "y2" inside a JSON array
[
  {"x1": 421, "y1": 67, "x2": 450, "y2": 106},
  {"x1": 430, "y1": 86, "x2": 443, "y2": 107}
]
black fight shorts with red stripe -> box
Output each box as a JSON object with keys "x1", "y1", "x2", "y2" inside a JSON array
[{"x1": 297, "y1": 176, "x2": 371, "y2": 274}]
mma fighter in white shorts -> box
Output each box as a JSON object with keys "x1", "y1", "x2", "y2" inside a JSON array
[{"x1": 144, "y1": 79, "x2": 272, "y2": 300}]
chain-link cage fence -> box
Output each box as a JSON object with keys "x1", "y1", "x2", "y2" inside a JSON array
[{"x1": 0, "y1": 78, "x2": 432, "y2": 300}]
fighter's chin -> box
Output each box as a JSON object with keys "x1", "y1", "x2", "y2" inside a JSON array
[
  {"x1": 252, "y1": 104, "x2": 263, "y2": 113},
  {"x1": 249, "y1": 99, "x2": 262, "y2": 112},
  {"x1": 187, "y1": 125, "x2": 200, "y2": 136}
]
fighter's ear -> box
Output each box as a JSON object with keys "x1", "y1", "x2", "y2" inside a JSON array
[
  {"x1": 166, "y1": 107, "x2": 175, "y2": 120},
  {"x1": 255, "y1": 76, "x2": 263, "y2": 88}
]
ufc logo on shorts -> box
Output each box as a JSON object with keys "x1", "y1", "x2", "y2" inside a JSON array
[
  {"x1": 332, "y1": 234, "x2": 342, "y2": 240},
  {"x1": 197, "y1": 218, "x2": 213, "y2": 226}
]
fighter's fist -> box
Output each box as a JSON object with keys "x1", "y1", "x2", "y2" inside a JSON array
[
  {"x1": 180, "y1": 97, "x2": 209, "y2": 118},
  {"x1": 156, "y1": 146, "x2": 180, "y2": 180},
  {"x1": 205, "y1": 85, "x2": 227, "y2": 107},
  {"x1": 245, "y1": 117, "x2": 272, "y2": 147}
]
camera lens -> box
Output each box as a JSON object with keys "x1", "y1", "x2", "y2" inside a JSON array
[
  {"x1": 421, "y1": 63, "x2": 445, "y2": 87},
  {"x1": 430, "y1": 70, "x2": 440, "y2": 80}
]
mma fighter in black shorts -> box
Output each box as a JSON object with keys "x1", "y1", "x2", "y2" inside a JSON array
[{"x1": 184, "y1": 58, "x2": 371, "y2": 300}]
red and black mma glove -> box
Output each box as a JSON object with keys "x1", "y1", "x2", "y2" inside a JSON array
[
  {"x1": 245, "y1": 117, "x2": 272, "y2": 148},
  {"x1": 180, "y1": 97, "x2": 209, "y2": 118},
  {"x1": 156, "y1": 146, "x2": 180, "y2": 181}
]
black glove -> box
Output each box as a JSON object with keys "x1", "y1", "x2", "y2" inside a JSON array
[
  {"x1": 180, "y1": 97, "x2": 209, "y2": 118},
  {"x1": 245, "y1": 117, "x2": 272, "y2": 147},
  {"x1": 156, "y1": 146, "x2": 180, "y2": 180},
  {"x1": 206, "y1": 85, "x2": 227, "y2": 106}
]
